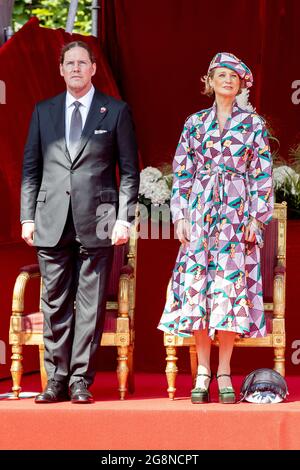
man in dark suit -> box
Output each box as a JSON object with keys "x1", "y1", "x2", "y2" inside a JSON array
[{"x1": 21, "y1": 41, "x2": 139, "y2": 404}]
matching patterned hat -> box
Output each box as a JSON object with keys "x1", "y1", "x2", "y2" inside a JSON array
[{"x1": 208, "y1": 52, "x2": 253, "y2": 88}]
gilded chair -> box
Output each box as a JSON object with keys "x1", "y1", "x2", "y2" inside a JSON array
[
  {"x1": 164, "y1": 202, "x2": 287, "y2": 399},
  {"x1": 9, "y1": 219, "x2": 138, "y2": 400}
]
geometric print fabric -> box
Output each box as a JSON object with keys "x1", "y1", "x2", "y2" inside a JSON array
[{"x1": 158, "y1": 101, "x2": 273, "y2": 339}]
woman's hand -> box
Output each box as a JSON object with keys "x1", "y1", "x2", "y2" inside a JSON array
[
  {"x1": 176, "y1": 218, "x2": 190, "y2": 246},
  {"x1": 245, "y1": 218, "x2": 262, "y2": 243},
  {"x1": 245, "y1": 223, "x2": 256, "y2": 242}
]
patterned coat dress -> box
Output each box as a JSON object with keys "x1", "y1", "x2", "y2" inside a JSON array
[{"x1": 158, "y1": 101, "x2": 273, "y2": 339}]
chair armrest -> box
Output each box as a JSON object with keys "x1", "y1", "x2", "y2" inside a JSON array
[
  {"x1": 118, "y1": 264, "x2": 134, "y2": 318},
  {"x1": 20, "y1": 264, "x2": 40, "y2": 276},
  {"x1": 274, "y1": 265, "x2": 285, "y2": 275},
  {"x1": 12, "y1": 264, "x2": 41, "y2": 316},
  {"x1": 120, "y1": 265, "x2": 134, "y2": 276},
  {"x1": 273, "y1": 264, "x2": 286, "y2": 319}
]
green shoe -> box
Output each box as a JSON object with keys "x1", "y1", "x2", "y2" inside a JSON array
[
  {"x1": 217, "y1": 374, "x2": 236, "y2": 404},
  {"x1": 191, "y1": 373, "x2": 212, "y2": 404}
]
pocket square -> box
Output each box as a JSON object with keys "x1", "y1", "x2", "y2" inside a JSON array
[{"x1": 94, "y1": 129, "x2": 108, "y2": 134}]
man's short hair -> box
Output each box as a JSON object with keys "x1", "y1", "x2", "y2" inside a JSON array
[{"x1": 60, "y1": 41, "x2": 96, "y2": 64}]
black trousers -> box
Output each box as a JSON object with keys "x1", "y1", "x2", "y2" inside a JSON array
[{"x1": 36, "y1": 208, "x2": 113, "y2": 387}]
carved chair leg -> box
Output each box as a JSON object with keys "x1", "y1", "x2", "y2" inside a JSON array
[
  {"x1": 10, "y1": 344, "x2": 23, "y2": 398},
  {"x1": 165, "y1": 345, "x2": 178, "y2": 400},
  {"x1": 189, "y1": 344, "x2": 198, "y2": 387},
  {"x1": 117, "y1": 345, "x2": 129, "y2": 400},
  {"x1": 127, "y1": 344, "x2": 135, "y2": 394},
  {"x1": 274, "y1": 346, "x2": 285, "y2": 377},
  {"x1": 39, "y1": 344, "x2": 47, "y2": 390}
]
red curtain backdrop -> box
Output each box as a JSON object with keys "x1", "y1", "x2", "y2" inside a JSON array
[
  {"x1": 0, "y1": 17, "x2": 120, "y2": 244},
  {"x1": 101, "y1": 0, "x2": 300, "y2": 167}
]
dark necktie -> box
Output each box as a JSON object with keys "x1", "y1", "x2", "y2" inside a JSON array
[{"x1": 69, "y1": 101, "x2": 82, "y2": 159}]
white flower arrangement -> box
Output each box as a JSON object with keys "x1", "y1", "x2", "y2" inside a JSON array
[
  {"x1": 273, "y1": 165, "x2": 300, "y2": 194},
  {"x1": 273, "y1": 163, "x2": 300, "y2": 217},
  {"x1": 236, "y1": 88, "x2": 255, "y2": 112},
  {"x1": 139, "y1": 166, "x2": 172, "y2": 206}
]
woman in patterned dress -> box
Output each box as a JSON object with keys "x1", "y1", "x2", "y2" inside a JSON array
[{"x1": 158, "y1": 52, "x2": 273, "y2": 403}]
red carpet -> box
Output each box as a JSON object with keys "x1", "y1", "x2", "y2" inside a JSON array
[{"x1": 0, "y1": 372, "x2": 300, "y2": 450}]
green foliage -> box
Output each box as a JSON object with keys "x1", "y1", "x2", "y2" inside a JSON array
[
  {"x1": 289, "y1": 143, "x2": 300, "y2": 173},
  {"x1": 12, "y1": 0, "x2": 92, "y2": 35},
  {"x1": 275, "y1": 186, "x2": 300, "y2": 219},
  {"x1": 274, "y1": 141, "x2": 300, "y2": 218},
  {"x1": 266, "y1": 125, "x2": 300, "y2": 218}
]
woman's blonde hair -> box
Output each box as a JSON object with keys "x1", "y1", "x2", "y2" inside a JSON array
[{"x1": 201, "y1": 70, "x2": 245, "y2": 97}]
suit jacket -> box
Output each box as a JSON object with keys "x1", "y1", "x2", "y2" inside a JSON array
[{"x1": 21, "y1": 89, "x2": 140, "y2": 247}]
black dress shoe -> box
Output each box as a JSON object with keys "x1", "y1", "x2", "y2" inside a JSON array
[
  {"x1": 35, "y1": 379, "x2": 69, "y2": 404},
  {"x1": 70, "y1": 379, "x2": 94, "y2": 404}
]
